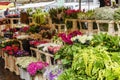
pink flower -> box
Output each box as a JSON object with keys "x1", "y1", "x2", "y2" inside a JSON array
[{"x1": 27, "y1": 61, "x2": 48, "y2": 76}]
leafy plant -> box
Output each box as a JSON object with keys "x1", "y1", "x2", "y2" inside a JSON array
[
  {"x1": 58, "y1": 46, "x2": 120, "y2": 80},
  {"x1": 90, "y1": 33, "x2": 120, "y2": 52},
  {"x1": 114, "y1": 8, "x2": 120, "y2": 20},
  {"x1": 32, "y1": 8, "x2": 48, "y2": 25},
  {"x1": 54, "y1": 43, "x2": 81, "y2": 68},
  {"x1": 78, "y1": 10, "x2": 95, "y2": 20},
  {"x1": 49, "y1": 7, "x2": 67, "y2": 24}
]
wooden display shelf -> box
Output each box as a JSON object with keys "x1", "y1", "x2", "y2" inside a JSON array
[
  {"x1": 6, "y1": 18, "x2": 20, "y2": 28},
  {"x1": 53, "y1": 23, "x2": 66, "y2": 33},
  {"x1": 30, "y1": 47, "x2": 54, "y2": 65},
  {"x1": 115, "y1": 21, "x2": 120, "y2": 36},
  {"x1": 4, "y1": 53, "x2": 20, "y2": 75},
  {"x1": 65, "y1": 19, "x2": 78, "y2": 31},
  {"x1": 78, "y1": 19, "x2": 98, "y2": 34},
  {"x1": 96, "y1": 20, "x2": 115, "y2": 35}
]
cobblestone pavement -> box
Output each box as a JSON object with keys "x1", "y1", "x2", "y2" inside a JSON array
[{"x1": 0, "y1": 57, "x2": 22, "y2": 80}]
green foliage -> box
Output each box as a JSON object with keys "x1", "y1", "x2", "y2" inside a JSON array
[
  {"x1": 54, "y1": 43, "x2": 81, "y2": 68},
  {"x1": 32, "y1": 8, "x2": 48, "y2": 25},
  {"x1": 58, "y1": 46, "x2": 120, "y2": 80},
  {"x1": 78, "y1": 10, "x2": 95, "y2": 20},
  {"x1": 27, "y1": 8, "x2": 33, "y2": 16},
  {"x1": 49, "y1": 7, "x2": 67, "y2": 24},
  {"x1": 114, "y1": 8, "x2": 120, "y2": 20},
  {"x1": 90, "y1": 33, "x2": 120, "y2": 52},
  {"x1": 27, "y1": 25, "x2": 40, "y2": 34}
]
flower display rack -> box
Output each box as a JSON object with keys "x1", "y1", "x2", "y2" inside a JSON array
[
  {"x1": 4, "y1": 53, "x2": 20, "y2": 75},
  {"x1": 65, "y1": 19, "x2": 78, "y2": 32},
  {"x1": 96, "y1": 20, "x2": 115, "y2": 35},
  {"x1": 4, "y1": 53, "x2": 14, "y2": 72},
  {"x1": 78, "y1": 20, "x2": 98, "y2": 34},
  {"x1": 30, "y1": 47, "x2": 54, "y2": 65},
  {"x1": 115, "y1": 21, "x2": 120, "y2": 36},
  {"x1": 53, "y1": 24, "x2": 67, "y2": 33}
]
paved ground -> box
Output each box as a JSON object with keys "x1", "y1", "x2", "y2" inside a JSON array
[{"x1": 0, "y1": 57, "x2": 22, "y2": 80}]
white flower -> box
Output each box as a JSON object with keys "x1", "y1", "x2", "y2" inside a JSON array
[
  {"x1": 16, "y1": 57, "x2": 37, "y2": 69},
  {"x1": 79, "y1": 35, "x2": 87, "y2": 44},
  {"x1": 87, "y1": 36, "x2": 93, "y2": 41}
]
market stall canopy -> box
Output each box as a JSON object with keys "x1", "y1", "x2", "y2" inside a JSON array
[
  {"x1": 18, "y1": 1, "x2": 55, "y2": 9},
  {"x1": 0, "y1": 1, "x2": 14, "y2": 10}
]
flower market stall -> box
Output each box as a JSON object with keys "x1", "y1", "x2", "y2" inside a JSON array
[{"x1": 0, "y1": 4, "x2": 120, "y2": 80}]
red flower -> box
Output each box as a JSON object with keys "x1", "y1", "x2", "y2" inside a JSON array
[
  {"x1": 13, "y1": 46, "x2": 19, "y2": 53},
  {"x1": 8, "y1": 51, "x2": 13, "y2": 55},
  {"x1": 5, "y1": 46, "x2": 12, "y2": 51}
]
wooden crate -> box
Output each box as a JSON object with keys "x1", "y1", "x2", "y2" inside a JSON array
[
  {"x1": 30, "y1": 47, "x2": 54, "y2": 65},
  {"x1": 13, "y1": 56, "x2": 20, "y2": 75},
  {"x1": 53, "y1": 24, "x2": 67, "y2": 33},
  {"x1": 4, "y1": 53, "x2": 9, "y2": 69},
  {"x1": 78, "y1": 19, "x2": 98, "y2": 34},
  {"x1": 65, "y1": 19, "x2": 78, "y2": 32},
  {"x1": 115, "y1": 21, "x2": 120, "y2": 36},
  {"x1": 96, "y1": 20, "x2": 115, "y2": 35}
]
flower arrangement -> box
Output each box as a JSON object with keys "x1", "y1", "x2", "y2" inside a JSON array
[
  {"x1": 16, "y1": 57, "x2": 37, "y2": 69},
  {"x1": 58, "y1": 30, "x2": 82, "y2": 45},
  {"x1": 27, "y1": 61, "x2": 48, "y2": 76},
  {"x1": 64, "y1": 9, "x2": 80, "y2": 19}
]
